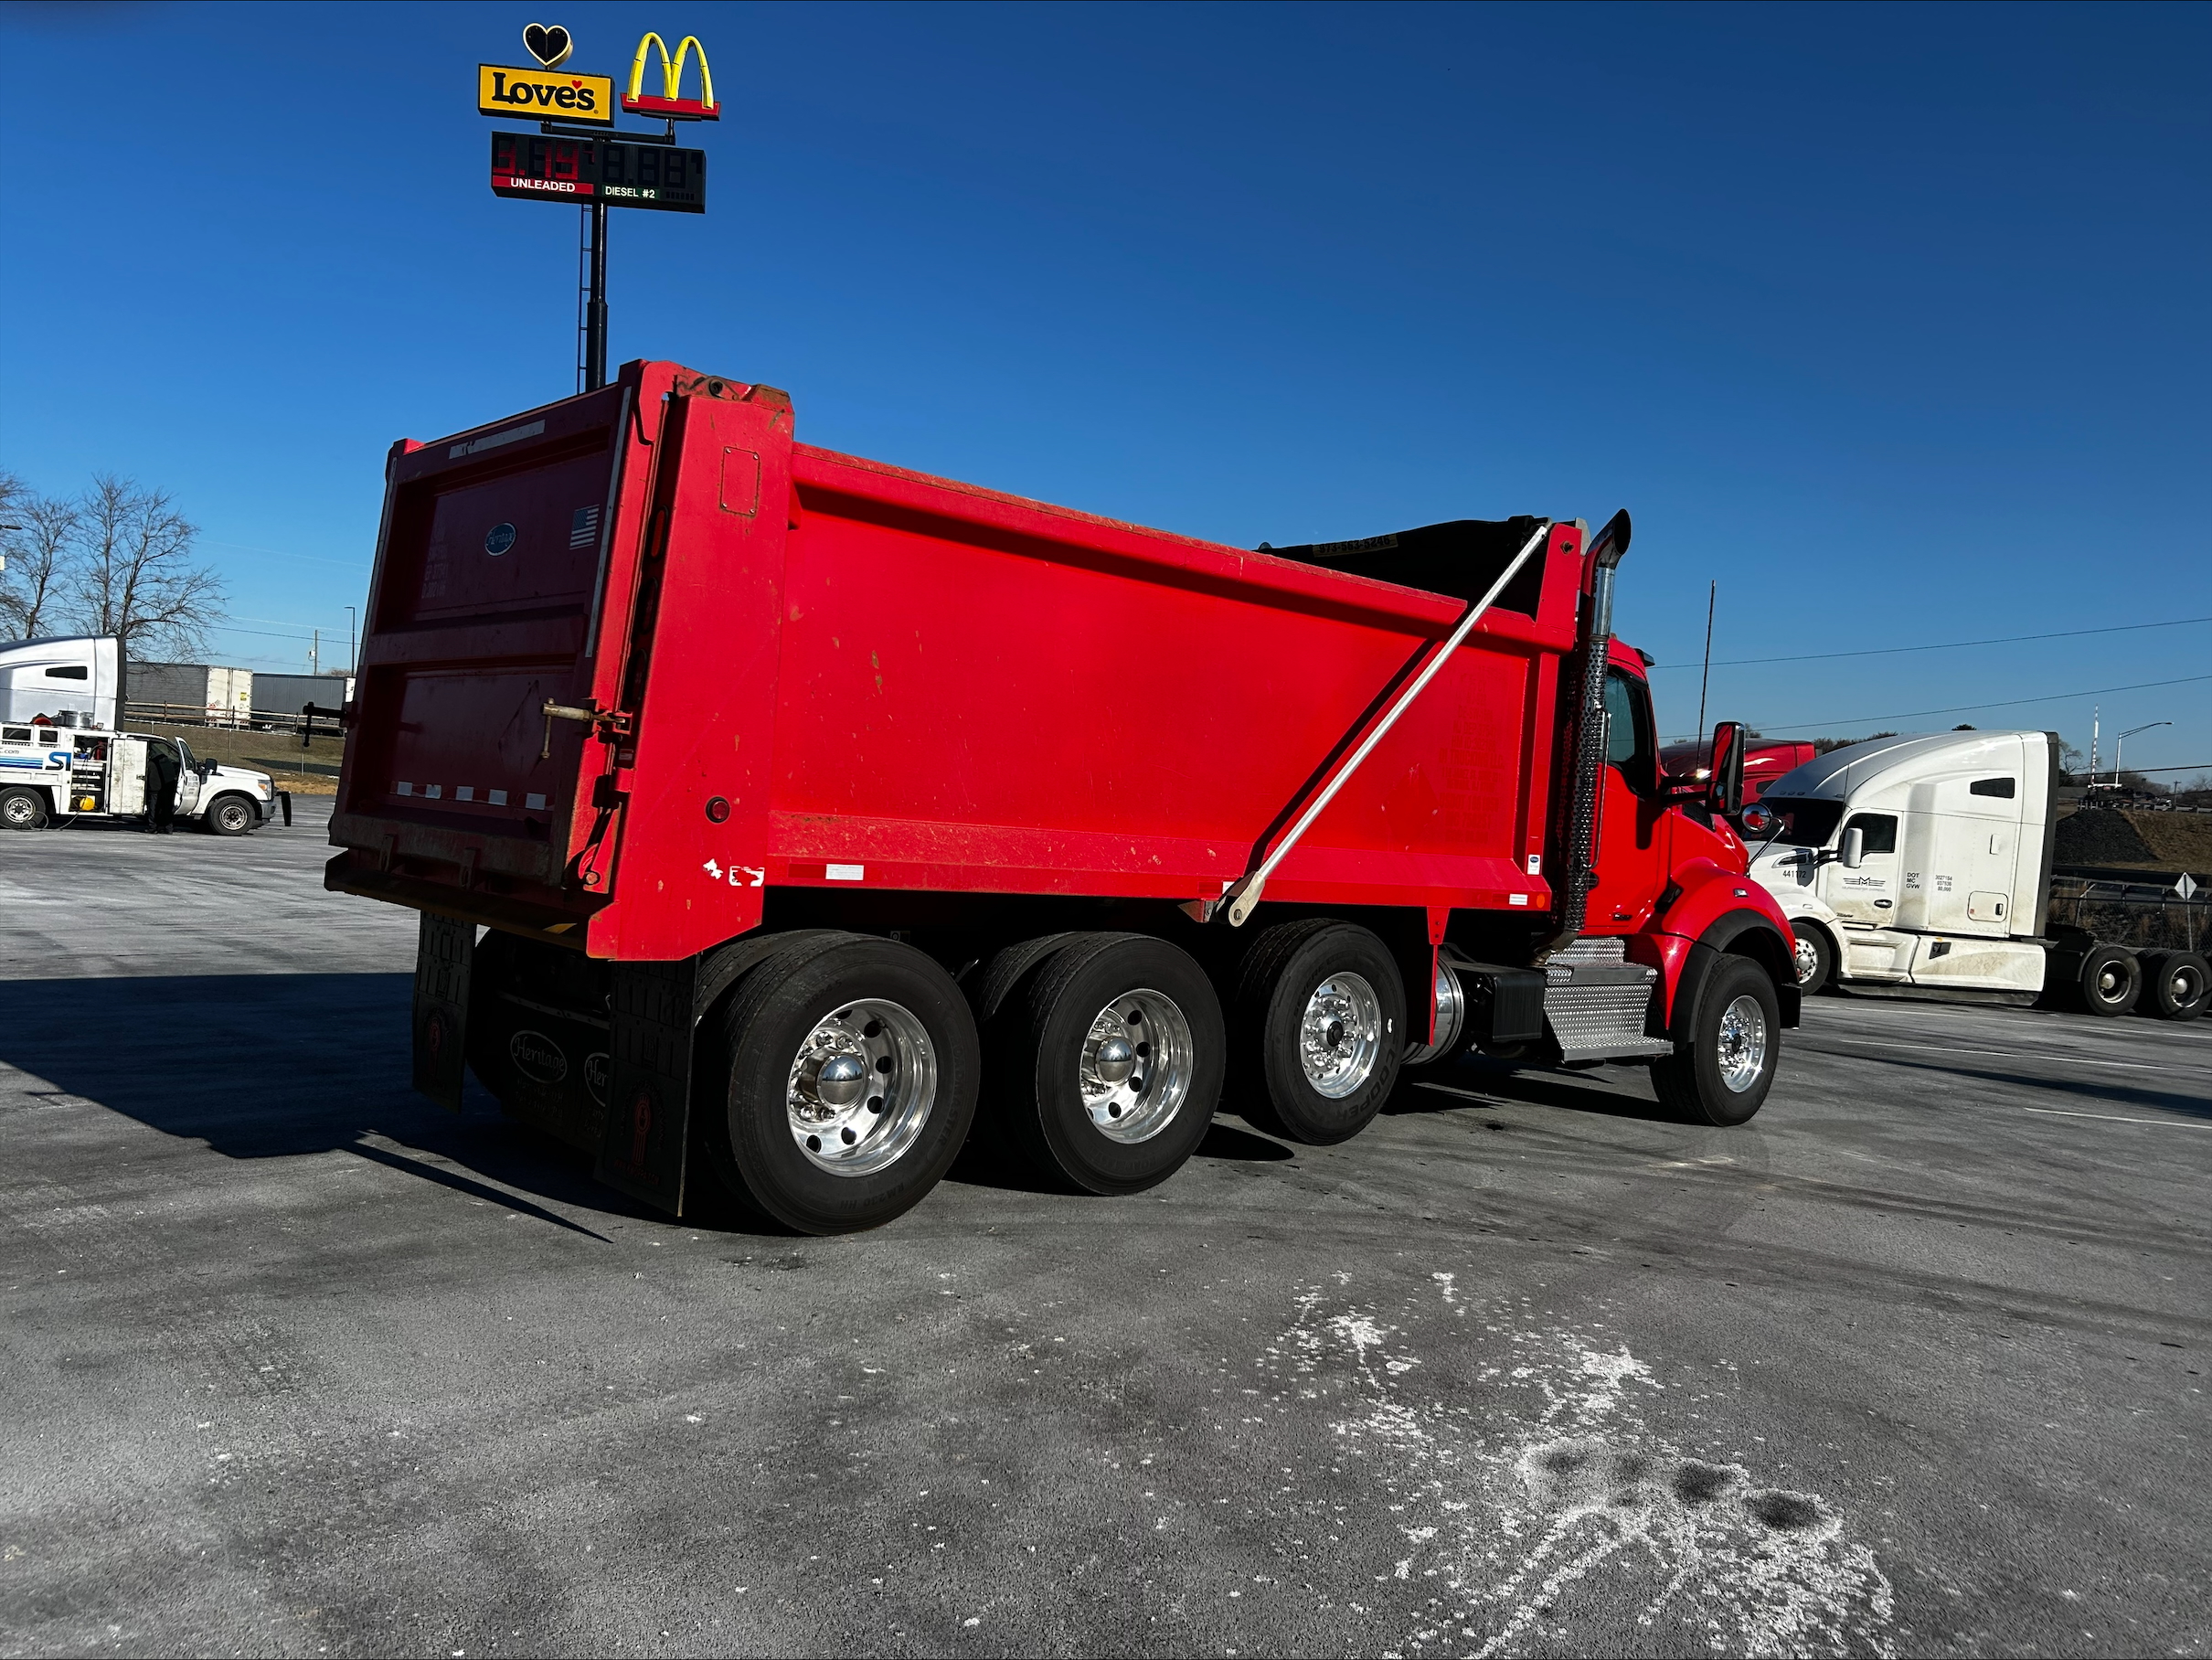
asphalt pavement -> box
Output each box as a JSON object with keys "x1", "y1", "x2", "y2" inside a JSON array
[{"x1": 2, "y1": 803, "x2": 2207, "y2": 1657}]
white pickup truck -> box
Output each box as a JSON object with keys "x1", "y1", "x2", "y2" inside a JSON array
[
  {"x1": 1739, "y1": 729, "x2": 2207, "y2": 1022},
  {"x1": 0, "y1": 720, "x2": 290, "y2": 835}
]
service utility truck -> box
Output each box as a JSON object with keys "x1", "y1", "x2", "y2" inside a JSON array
[
  {"x1": 0, "y1": 718, "x2": 290, "y2": 835},
  {"x1": 1740, "y1": 730, "x2": 2207, "y2": 1021},
  {"x1": 327, "y1": 360, "x2": 1802, "y2": 1234}
]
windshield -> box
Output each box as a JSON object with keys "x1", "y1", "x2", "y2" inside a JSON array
[{"x1": 1756, "y1": 796, "x2": 1845, "y2": 847}]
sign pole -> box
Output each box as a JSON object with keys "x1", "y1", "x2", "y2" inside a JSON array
[{"x1": 585, "y1": 200, "x2": 609, "y2": 392}]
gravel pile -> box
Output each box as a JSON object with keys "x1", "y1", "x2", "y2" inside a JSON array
[{"x1": 2054, "y1": 808, "x2": 2158, "y2": 867}]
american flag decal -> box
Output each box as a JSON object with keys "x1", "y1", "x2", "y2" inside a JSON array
[{"x1": 570, "y1": 505, "x2": 602, "y2": 548}]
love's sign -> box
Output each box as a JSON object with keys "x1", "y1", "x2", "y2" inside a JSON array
[{"x1": 477, "y1": 63, "x2": 614, "y2": 124}]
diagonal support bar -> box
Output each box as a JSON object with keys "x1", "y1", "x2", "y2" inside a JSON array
[{"x1": 1203, "y1": 519, "x2": 1553, "y2": 927}]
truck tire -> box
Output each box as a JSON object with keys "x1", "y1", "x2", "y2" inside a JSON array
[
  {"x1": 2137, "y1": 950, "x2": 2209, "y2": 1022},
  {"x1": 709, "y1": 933, "x2": 980, "y2": 1234},
  {"x1": 1652, "y1": 953, "x2": 1779, "y2": 1127},
  {"x1": 204, "y1": 793, "x2": 257, "y2": 836},
  {"x1": 2074, "y1": 944, "x2": 2142, "y2": 1017},
  {"x1": 1791, "y1": 923, "x2": 1834, "y2": 995},
  {"x1": 979, "y1": 932, "x2": 1224, "y2": 1195},
  {"x1": 0, "y1": 787, "x2": 48, "y2": 831},
  {"x1": 1233, "y1": 920, "x2": 1406, "y2": 1144}
]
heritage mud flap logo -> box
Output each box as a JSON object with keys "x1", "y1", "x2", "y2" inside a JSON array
[
  {"x1": 509, "y1": 1029, "x2": 569, "y2": 1084},
  {"x1": 478, "y1": 64, "x2": 614, "y2": 123},
  {"x1": 583, "y1": 1051, "x2": 610, "y2": 1107}
]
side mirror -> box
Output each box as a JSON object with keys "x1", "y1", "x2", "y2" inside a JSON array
[
  {"x1": 1738, "y1": 802, "x2": 1775, "y2": 838},
  {"x1": 1707, "y1": 721, "x2": 1747, "y2": 816},
  {"x1": 1838, "y1": 826, "x2": 1865, "y2": 869}
]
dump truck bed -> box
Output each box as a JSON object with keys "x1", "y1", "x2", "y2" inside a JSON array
[{"x1": 330, "y1": 361, "x2": 1587, "y2": 960}]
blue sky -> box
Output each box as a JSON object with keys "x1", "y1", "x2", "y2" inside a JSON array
[{"x1": 3, "y1": 2, "x2": 2206, "y2": 773}]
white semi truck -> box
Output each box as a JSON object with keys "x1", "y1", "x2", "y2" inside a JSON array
[
  {"x1": 0, "y1": 719, "x2": 290, "y2": 835},
  {"x1": 1739, "y1": 730, "x2": 2207, "y2": 1022}
]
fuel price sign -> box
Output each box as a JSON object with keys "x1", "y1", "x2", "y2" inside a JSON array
[{"x1": 490, "y1": 132, "x2": 707, "y2": 213}]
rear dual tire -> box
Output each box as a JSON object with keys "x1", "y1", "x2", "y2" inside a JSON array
[
  {"x1": 976, "y1": 933, "x2": 1224, "y2": 1195},
  {"x1": 707, "y1": 934, "x2": 980, "y2": 1234},
  {"x1": 2055, "y1": 943, "x2": 2143, "y2": 1017},
  {"x1": 1234, "y1": 920, "x2": 1406, "y2": 1145},
  {"x1": 2137, "y1": 950, "x2": 2209, "y2": 1023}
]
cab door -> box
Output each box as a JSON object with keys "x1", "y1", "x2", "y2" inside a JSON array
[
  {"x1": 171, "y1": 740, "x2": 203, "y2": 815},
  {"x1": 1586, "y1": 668, "x2": 1671, "y2": 932},
  {"x1": 1828, "y1": 811, "x2": 1900, "y2": 924}
]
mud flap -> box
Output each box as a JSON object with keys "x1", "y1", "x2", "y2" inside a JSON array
[
  {"x1": 596, "y1": 957, "x2": 697, "y2": 1215},
  {"x1": 411, "y1": 913, "x2": 473, "y2": 1111}
]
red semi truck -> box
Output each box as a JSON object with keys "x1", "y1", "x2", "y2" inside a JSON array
[
  {"x1": 327, "y1": 361, "x2": 1798, "y2": 1233},
  {"x1": 1659, "y1": 739, "x2": 1818, "y2": 804}
]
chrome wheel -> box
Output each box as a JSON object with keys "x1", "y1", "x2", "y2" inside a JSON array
[
  {"x1": 1079, "y1": 988, "x2": 1196, "y2": 1144},
  {"x1": 1716, "y1": 993, "x2": 1769, "y2": 1093},
  {"x1": 1792, "y1": 935, "x2": 1820, "y2": 986},
  {"x1": 785, "y1": 998, "x2": 937, "y2": 1176},
  {"x1": 1299, "y1": 973, "x2": 1383, "y2": 1100}
]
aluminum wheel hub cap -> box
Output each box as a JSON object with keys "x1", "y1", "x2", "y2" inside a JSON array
[
  {"x1": 1716, "y1": 994, "x2": 1769, "y2": 1093},
  {"x1": 1079, "y1": 988, "x2": 1195, "y2": 1144},
  {"x1": 786, "y1": 999, "x2": 936, "y2": 1176},
  {"x1": 1793, "y1": 936, "x2": 1819, "y2": 984},
  {"x1": 1299, "y1": 973, "x2": 1382, "y2": 1100}
]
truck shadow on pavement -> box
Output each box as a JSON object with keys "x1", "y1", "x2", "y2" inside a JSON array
[
  {"x1": 0, "y1": 972, "x2": 654, "y2": 1238},
  {"x1": 1387, "y1": 1057, "x2": 1683, "y2": 1123},
  {"x1": 0, "y1": 972, "x2": 1313, "y2": 1229}
]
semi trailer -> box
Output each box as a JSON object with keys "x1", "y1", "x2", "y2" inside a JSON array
[
  {"x1": 327, "y1": 360, "x2": 1802, "y2": 1233},
  {"x1": 1740, "y1": 730, "x2": 2208, "y2": 1020}
]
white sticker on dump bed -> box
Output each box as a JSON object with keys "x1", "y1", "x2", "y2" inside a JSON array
[
  {"x1": 826, "y1": 864, "x2": 865, "y2": 882},
  {"x1": 449, "y1": 419, "x2": 546, "y2": 459}
]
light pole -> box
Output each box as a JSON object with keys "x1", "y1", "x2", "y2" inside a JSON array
[{"x1": 2111, "y1": 721, "x2": 2171, "y2": 792}]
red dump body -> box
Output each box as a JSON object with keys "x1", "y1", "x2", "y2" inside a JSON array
[{"x1": 329, "y1": 361, "x2": 1633, "y2": 960}]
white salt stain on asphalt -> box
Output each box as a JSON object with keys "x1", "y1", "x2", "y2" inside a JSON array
[{"x1": 1260, "y1": 1278, "x2": 1896, "y2": 1658}]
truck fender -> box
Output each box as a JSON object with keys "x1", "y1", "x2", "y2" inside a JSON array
[
  {"x1": 1668, "y1": 913, "x2": 1802, "y2": 1035},
  {"x1": 1657, "y1": 862, "x2": 1802, "y2": 1033}
]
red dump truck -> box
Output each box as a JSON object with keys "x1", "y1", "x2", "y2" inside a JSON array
[{"x1": 327, "y1": 361, "x2": 1798, "y2": 1232}]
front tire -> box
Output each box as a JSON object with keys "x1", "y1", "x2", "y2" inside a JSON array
[
  {"x1": 707, "y1": 934, "x2": 980, "y2": 1234},
  {"x1": 1653, "y1": 954, "x2": 1780, "y2": 1127},
  {"x1": 1, "y1": 787, "x2": 49, "y2": 831},
  {"x1": 204, "y1": 793, "x2": 256, "y2": 836},
  {"x1": 979, "y1": 932, "x2": 1224, "y2": 1194},
  {"x1": 1791, "y1": 922, "x2": 1834, "y2": 995},
  {"x1": 1234, "y1": 920, "x2": 1406, "y2": 1144}
]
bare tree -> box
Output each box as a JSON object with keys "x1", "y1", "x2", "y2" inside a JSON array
[
  {"x1": 0, "y1": 473, "x2": 81, "y2": 641},
  {"x1": 63, "y1": 474, "x2": 224, "y2": 657}
]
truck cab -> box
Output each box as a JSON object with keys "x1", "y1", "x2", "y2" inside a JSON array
[
  {"x1": 1741, "y1": 730, "x2": 2058, "y2": 995},
  {"x1": 0, "y1": 721, "x2": 286, "y2": 835}
]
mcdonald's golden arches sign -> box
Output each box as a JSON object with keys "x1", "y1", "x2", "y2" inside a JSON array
[{"x1": 623, "y1": 33, "x2": 719, "y2": 120}]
